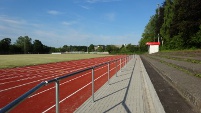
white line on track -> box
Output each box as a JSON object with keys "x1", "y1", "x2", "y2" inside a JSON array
[
  {"x1": 42, "y1": 70, "x2": 109, "y2": 113},
  {"x1": 0, "y1": 63, "x2": 78, "y2": 79},
  {"x1": 0, "y1": 65, "x2": 95, "y2": 92},
  {"x1": 0, "y1": 58, "x2": 119, "y2": 90},
  {"x1": 0, "y1": 75, "x2": 41, "y2": 85},
  {"x1": 29, "y1": 70, "x2": 92, "y2": 98},
  {"x1": 28, "y1": 63, "x2": 112, "y2": 98},
  {"x1": 0, "y1": 76, "x2": 19, "y2": 81},
  {"x1": 1, "y1": 57, "x2": 123, "y2": 94}
]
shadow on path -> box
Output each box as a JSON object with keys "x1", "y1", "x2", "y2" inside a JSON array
[{"x1": 103, "y1": 59, "x2": 137, "y2": 113}]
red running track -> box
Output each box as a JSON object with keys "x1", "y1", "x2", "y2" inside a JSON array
[{"x1": 0, "y1": 55, "x2": 129, "y2": 113}]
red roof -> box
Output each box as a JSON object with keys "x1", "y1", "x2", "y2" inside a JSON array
[{"x1": 146, "y1": 42, "x2": 160, "y2": 45}]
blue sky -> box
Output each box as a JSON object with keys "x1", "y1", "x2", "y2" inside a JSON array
[{"x1": 0, "y1": 0, "x2": 164, "y2": 47}]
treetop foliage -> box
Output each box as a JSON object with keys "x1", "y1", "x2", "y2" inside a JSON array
[
  {"x1": 0, "y1": 36, "x2": 139, "y2": 54},
  {"x1": 139, "y1": 0, "x2": 201, "y2": 50}
]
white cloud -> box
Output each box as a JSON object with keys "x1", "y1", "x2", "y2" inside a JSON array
[
  {"x1": 86, "y1": 0, "x2": 121, "y2": 3},
  {"x1": 62, "y1": 21, "x2": 77, "y2": 26},
  {"x1": 0, "y1": 15, "x2": 138, "y2": 47},
  {"x1": 33, "y1": 29, "x2": 92, "y2": 47},
  {"x1": 0, "y1": 15, "x2": 26, "y2": 25},
  {"x1": 104, "y1": 12, "x2": 116, "y2": 21},
  {"x1": 80, "y1": 5, "x2": 91, "y2": 10},
  {"x1": 94, "y1": 34, "x2": 137, "y2": 45},
  {"x1": 30, "y1": 23, "x2": 43, "y2": 28},
  {"x1": 47, "y1": 10, "x2": 61, "y2": 15},
  {"x1": 0, "y1": 15, "x2": 27, "y2": 39}
]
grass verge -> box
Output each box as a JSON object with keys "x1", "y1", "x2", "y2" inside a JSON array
[
  {"x1": 147, "y1": 55, "x2": 201, "y2": 78},
  {"x1": 0, "y1": 54, "x2": 112, "y2": 69}
]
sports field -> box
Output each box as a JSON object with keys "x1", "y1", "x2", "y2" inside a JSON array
[
  {"x1": 0, "y1": 55, "x2": 129, "y2": 112},
  {"x1": 0, "y1": 54, "x2": 111, "y2": 69}
]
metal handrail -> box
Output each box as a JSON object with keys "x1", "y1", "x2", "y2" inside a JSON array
[{"x1": 0, "y1": 55, "x2": 133, "y2": 113}]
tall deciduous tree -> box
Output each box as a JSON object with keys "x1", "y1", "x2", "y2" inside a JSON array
[
  {"x1": 33, "y1": 40, "x2": 43, "y2": 54},
  {"x1": 140, "y1": 0, "x2": 201, "y2": 50},
  {"x1": 61, "y1": 45, "x2": 68, "y2": 52},
  {"x1": 88, "y1": 44, "x2": 94, "y2": 52},
  {"x1": 0, "y1": 38, "x2": 11, "y2": 54},
  {"x1": 160, "y1": 0, "x2": 174, "y2": 49},
  {"x1": 139, "y1": 15, "x2": 157, "y2": 51},
  {"x1": 15, "y1": 36, "x2": 32, "y2": 54}
]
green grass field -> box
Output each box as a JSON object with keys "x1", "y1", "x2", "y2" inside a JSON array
[{"x1": 0, "y1": 54, "x2": 111, "y2": 69}]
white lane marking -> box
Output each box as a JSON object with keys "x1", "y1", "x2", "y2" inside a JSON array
[
  {"x1": 42, "y1": 71, "x2": 108, "y2": 113},
  {"x1": 0, "y1": 59, "x2": 116, "y2": 91},
  {"x1": 29, "y1": 63, "x2": 110, "y2": 98},
  {"x1": 0, "y1": 57, "x2": 111, "y2": 81},
  {"x1": 1, "y1": 58, "x2": 121, "y2": 93},
  {"x1": 29, "y1": 71, "x2": 91, "y2": 98},
  {"x1": 0, "y1": 75, "x2": 40, "y2": 85},
  {"x1": 0, "y1": 76, "x2": 19, "y2": 81},
  {"x1": 0, "y1": 66, "x2": 92, "y2": 92},
  {"x1": 0, "y1": 64, "x2": 92, "y2": 80}
]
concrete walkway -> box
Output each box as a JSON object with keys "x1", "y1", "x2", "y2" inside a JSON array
[{"x1": 74, "y1": 55, "x2": 165, "y2": 113}]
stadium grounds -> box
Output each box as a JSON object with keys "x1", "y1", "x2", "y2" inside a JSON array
[{"x1": 0, "y1": 54, "x2": 127, "y2": 112}]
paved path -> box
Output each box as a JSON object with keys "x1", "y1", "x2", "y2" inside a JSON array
[{"x1": 74, "y1": 55, "x2": 165, "y2": 113}]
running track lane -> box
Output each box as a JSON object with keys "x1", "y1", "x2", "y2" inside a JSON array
[{"x1": 0, "y1": 55, "x2": 128, "y2": 112}]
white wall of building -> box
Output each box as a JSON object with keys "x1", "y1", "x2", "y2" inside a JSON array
[{"x1": 148, "y1": 45, "x2": 159, "y2": 54}]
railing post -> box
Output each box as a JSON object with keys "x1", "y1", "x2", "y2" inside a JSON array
[
  {"x1": 125, "y1": 57, "x2": 127, "y2": 67},
  {"x1": 92, "y1": 67, "x2": 95, "y2": 102},
  {"x1": 108, "y1": 62, "x2": 110, "y2": 84},
  {"x1": 55, "y1": 79, "x2": 60, "y2": 113},
  {"x1": 120, "y1": 58, "x2": 122, "y2": 71},
  {"x1": 116, "y1": 60, "x2": 118, "y2": 77}
]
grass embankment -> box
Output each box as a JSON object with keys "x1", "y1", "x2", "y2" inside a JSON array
[
  {"x1": 146, "y1": 49, "x2": 201, "y2": 78},
  {"x1": 0, "y1": 54, "x2": 111, "y2": 69}
]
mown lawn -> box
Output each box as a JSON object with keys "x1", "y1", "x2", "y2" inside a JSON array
[{"x1": 0, "y1": 54, "x2": 111, "y2": 69}]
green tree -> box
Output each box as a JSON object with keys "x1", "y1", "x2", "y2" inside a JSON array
[
  {"x1": 88, "y1": 44, "x2": 94, "y2": 52},
  {"x1": 120, "y1": 46, "x2": 128, "y2": 53},
  {"x1": 190, "y1": 25, "x2": 201, "y2": 48},
  {"x1": 97, "y1": 46, "x2": 103, "y2": 52},
  {"x1": 61, "y1": 45, "x2": 68, "y2": 52},
  {"x1": 43, "y1": 45, "x2": 51, "y2": 53},
  {"x1": 139, "y1": 15, "x2": 157, "y2": 51},
  {"x1": 160, "y1": 0, "x2": 201, "y2": 49},
  {"x1": 9, "y1": 44, "x2": 21, "y2": 54},
  {"x1": 160, "y1": 0, "x2": 174, "y2": 49},
  {"x1": 110, "y1": 45, "x2": 119, "y2": 54},
  {"x1": 126, "y1": 44, "x2": 136, "y2": 53},
  {"x1": 0, "y1": 38, "x2": 11, "y2": 54},
  {"x1": 15, "y1": 36, "x2": 32, "y2": 54},
  {"x1": 106, "y1": 45, "x2": 112, "y2": 53},
  {"x1": 175, "y1": 0, "x2": 201, "y2": 48},
  {"x1": 33, "y1": 40, "x2": 43, "y2": 54}
]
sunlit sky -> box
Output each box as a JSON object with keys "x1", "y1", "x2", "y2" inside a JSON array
[{"x1": 0, "y1": 0, "x2": 164, "y2": 47}]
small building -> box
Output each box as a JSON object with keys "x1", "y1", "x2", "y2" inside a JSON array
[{"x1": 146, "y1": 42, "x2": 160, "y2": 54}]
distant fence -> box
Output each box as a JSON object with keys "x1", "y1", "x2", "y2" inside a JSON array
[
  {"x1": 51, "y1": 51, "x2": 109, "y2": 54},
  {"x1": 0, "y1": 55, "x2": 134, "y2": 113}
]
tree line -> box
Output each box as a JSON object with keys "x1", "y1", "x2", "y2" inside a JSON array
[
  {"x1": 0, "y1": 36, "x2": 139, "y2": 54},
  {"x1": 0, "y1": 36, "x2": 51, "y2": 54},
  {"x1": 139, "y1": 0, "x2": 201, "y2": 51}
]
